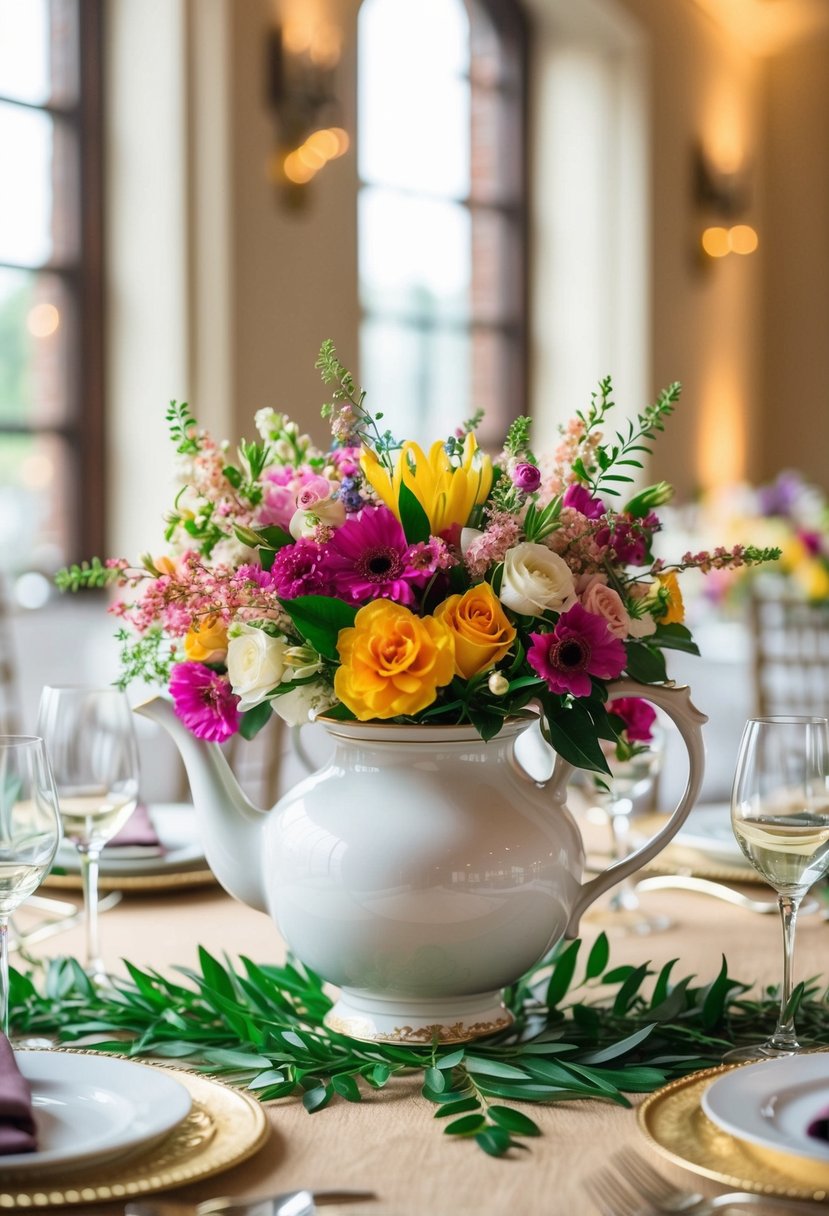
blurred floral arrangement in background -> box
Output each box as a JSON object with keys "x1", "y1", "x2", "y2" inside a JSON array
[{"x1": 57, "y1": 343, "x2": 778, "y2": 775}]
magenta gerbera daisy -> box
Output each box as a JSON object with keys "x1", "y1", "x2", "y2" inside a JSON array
[
  {"x1": 169, "y1": 661, "x2": 240, "y2": 742},
  {"x1": 320, "y1": 506, "x2": 429, "y2": 605},
  {"x1": 527, "y1": 602, "x2": 626, "y2": 698}
]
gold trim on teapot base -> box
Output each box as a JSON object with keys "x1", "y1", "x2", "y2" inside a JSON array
[{"x1": 324, "y1": 990, "x2": 514, "y2": 1044}]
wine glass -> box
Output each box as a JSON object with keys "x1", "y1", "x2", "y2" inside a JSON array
[
  {"x1": 585, "y1": 727, "x2": 670, "y2": 934},
  {"x1": 0, "y1": 737, "x2": 62, "y2": 1034},
  {"x1": 726, "y1": 715, "x2": 829, "y2": 1061},
  {"x1": 36, "y1": 687, "x2": 139, "y2": 980}
]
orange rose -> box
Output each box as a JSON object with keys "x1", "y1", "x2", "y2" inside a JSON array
[
  {"x1": 434, "y1": 582, "x2": 516, "y2": 679},
  {"x1": 183, "y1": 616, "x2": 229, "y2": 664},
  {"x1": 334, "y1": 600, "x2": 455, "y2": 720}
]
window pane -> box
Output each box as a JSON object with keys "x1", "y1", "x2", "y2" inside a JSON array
[
  {"x1": 359, "y1": 187, "x2": 471, "y2": 321},
  {"x1": 0, "y1": 103, "x2": 78, "y2": 265},
  {"x1": 0, "y1": 0, "x2": 78, "y2": 106},
  {"x1": 0, "y1": 431, "x2": 72, "y2": 573},
  {"x1": 0, "y1": 267, "x2": 73, "y2": 426},
  {"x1": 358, "y1": 0, "x2": 470, "y2": 198},
  {"x1": 360, "y1": 317, "x2": 470, "y2": 444}
]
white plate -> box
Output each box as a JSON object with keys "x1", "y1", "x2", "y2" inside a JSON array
[
  {"x1": 673, "y1": 803, "x2": 752, "y2": 868},
  {"x1": 702, "y1": 1054, "x2": 829, "y2": 1166},
  {"x1": 0, "y1": 1051, "x2": 192, "y2": 1174},
  {"x1": 53, "y1": 803, "x2": 204, "y2": 877}
]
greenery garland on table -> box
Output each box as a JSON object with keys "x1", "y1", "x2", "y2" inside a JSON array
[{"x1": 10, "y1": 935, "x2": 829, "y2": 1158}]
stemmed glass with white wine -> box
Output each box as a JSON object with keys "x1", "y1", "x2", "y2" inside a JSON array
[
  {"x1": 0, "y1": 736, "x2": 62, "y2": 1034},
  {"x1": 727, "y1": 715, "x2": 829, "y2": 1061},
  {"x1": 36, "y1": 687, "x2": 139, "y2": 981}
]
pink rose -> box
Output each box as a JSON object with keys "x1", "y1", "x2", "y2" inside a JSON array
[
  {"x1": 296, "y1": 475, "x2": 336, "y2": 511},
  {"x1": 580, "y1": 576, "x2": 631, "y2": 639}
]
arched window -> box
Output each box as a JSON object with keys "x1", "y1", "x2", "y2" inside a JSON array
[{"x1": 357, "y1": 0, "x2": 527, "y2": 447}]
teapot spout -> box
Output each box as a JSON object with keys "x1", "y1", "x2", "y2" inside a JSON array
[{"x1": 134, "y1": 696, "x2": 270, "y2": 914}]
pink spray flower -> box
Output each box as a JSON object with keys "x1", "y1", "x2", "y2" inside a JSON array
[
  {"x1": 527, "y1": 602, "x2": 626, "y2": 698},
  {"x1": 169, "y1": 661, "x2": 240, "y2": 742}
]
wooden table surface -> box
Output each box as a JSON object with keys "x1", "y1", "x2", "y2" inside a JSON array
[{"x1": 11, "y1": 872, "x2": 829, "y2": 1216}]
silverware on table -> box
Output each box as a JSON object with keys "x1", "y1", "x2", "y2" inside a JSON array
[
  {"x1": 635, "y1": 874, "x2": 819, "y2": 916},
  {"x1": 586, "y1": 1148, "x2": 825, "y2": 1214},
  {"x1": 125, "y1": 1188, "x2": 377, "y2": 1216}
]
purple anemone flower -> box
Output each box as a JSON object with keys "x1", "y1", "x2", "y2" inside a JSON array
[
  {"x1": 169, "y1": 661, "x2": 240, "y2": 742},
  {"x1": 563, "y1": 483, "x2": 606, "y2": 519},
  {"x1": 527, "y1": 602, "x2": 626, "y2": 698},
  {"x1": 321, "y1": 506, "x2": 428, "y2": 606}
]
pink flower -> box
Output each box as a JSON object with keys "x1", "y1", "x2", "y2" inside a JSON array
[
  {"x1": 321, "y1": 506, "x2": 430, "y2": 606},
  {"x1": 512, "y1": 462, "x2": 541, "y2": 493},
  {"x1": 169, "y1": 661, "x2": 240, "y2": 742},
  {"x1": 610, "y1": 696, "x2": 656, "y2": 743},
  {"x1": 296, "y1": 475, "x2": 337, "y2": 511},
  {"x1": 270, "y1": 538, "x2": 328, "y2": 599},
  {"x1": 527, "y1": 603, "x2": 626, "y2": 698},
  {"x1": 580, "y1": 574, "x2": 631, "y2": 638},
  {"x1": 563, "y1": 484, "x2": 606, "y2": 519}
]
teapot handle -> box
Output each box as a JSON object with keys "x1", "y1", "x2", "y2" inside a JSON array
[{"x1": 564, "y1": 680, "x2": 708, "y2": 938}]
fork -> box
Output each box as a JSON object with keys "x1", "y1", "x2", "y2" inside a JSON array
[{"x1": 586, "y1": 1149, "x2": 826, "y2": 1214}]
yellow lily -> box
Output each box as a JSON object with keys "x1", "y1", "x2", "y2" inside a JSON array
[{"x1": 361, "y1": 434, "x2": 493, "y2": 536}]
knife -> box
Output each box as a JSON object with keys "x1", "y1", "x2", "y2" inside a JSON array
[{"x1": 125, "y1": 1188, "x2": 377, "y2": 1216}]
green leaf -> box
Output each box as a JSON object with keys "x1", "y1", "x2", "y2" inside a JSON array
[
  {"x1": 542, "y1": 703, "x2": 611, "y2": 776},
  {"x1": 425, "y1": 1066, "x2": 446, "y2": 1092},
  {"x1": 464, "y1": 1056, "x2": 530, "y2": 1080},
  {"x1": 331, "y1": 1074, "x2": 362, "y2": 1102},
  {"x1": 546, "y1": 940, "x2": 580, "y2": 1008},
  {"x1": 437, "y1": 1048, "x2": 465, "y2": 1070},
  {"x1": 302, "y1": 1085, "x2": 332, "y2": 1113},
  {"x1": 488, "y1": 1106, "x2": 541, "y2": 1136},
  {"x1": 279, "y1": 595, "x2": 358, "y2": 661},
  {"x1": 475, "y1": 1127, "x2": 514, "y2": 1156},
  {"x1": 578, "y1": 1024, "x2": 656, "y2": 1064},
  {"x1": 701, "y1": 956, "x2": 733, "y2": 1030},
  {"x1": 624, "y1": 643, "x2": 667, "y2": 684},
  {"x1": 650, "y1": 623, "x2": 700, "y2": 655},
  {"x1": 239, "y1": 700, "x2": 272, "y2": 741},
  {"x1": 585, "y1": 932, "x2": 610, "y2": 981},
  {"x1": 433, "y1": 1097, "x2": 481, "y2": 1119},
  {"x1": 397, "y1": 481, "x2": 432, "y2": 544},
  {"x1": 612, "y1": 963, "x2": 652, "y2": 1015},
  {"x1": 444, "y1": 1113, "x2": 488, "y2": 1136}
]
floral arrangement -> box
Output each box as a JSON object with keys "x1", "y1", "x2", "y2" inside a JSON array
[{"x1": 58, "y1": 343, "x2": 777, "y2": 774}]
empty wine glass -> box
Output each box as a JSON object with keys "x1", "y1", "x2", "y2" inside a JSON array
[
  {"x1": 725, "y1": 715, "x2": 829, "y2": 1061},
  {"x1": 585, "y1": 726, "x2": 669, "y2": 934},
  {"x1": 36, "y1": 687, "x2": 139, "y2": 980},
  {"x1": 0, "y1": 737, "x2": 62, "y2": 1033}
]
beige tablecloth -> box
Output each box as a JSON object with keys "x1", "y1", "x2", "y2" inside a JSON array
[{"x1": 16, "y1": 881, "x2": 829, "y2": 1216}]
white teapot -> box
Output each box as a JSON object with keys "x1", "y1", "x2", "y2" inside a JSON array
[{"x1": 137, "y1": 679, "x2": 705, "y2": 1044}]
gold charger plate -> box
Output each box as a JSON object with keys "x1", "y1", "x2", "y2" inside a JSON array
[
  {"x1": 43, "y1": 866, "x2": 217, "y2": 893},
  {"x1": 0, "y1": 1051, "x2": 269, "y2": 1209},
  {"x1": 637, "y1": 1064, "x2": 829, "y2": 1202}
]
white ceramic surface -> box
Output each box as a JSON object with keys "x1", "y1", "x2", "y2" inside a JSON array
[
  {"x1": 136, "y1": 681, "x2": 706, "y2": 1043},
  {"x1": 0, "y1": 1051, "x2": 192, "y2": 1173},
  {"x1": 53, "y1": 804, "x2": 203, "y2": 877},
  {"x1": 702, "y1": 1054, "x2": 829, "y2": 1165}
]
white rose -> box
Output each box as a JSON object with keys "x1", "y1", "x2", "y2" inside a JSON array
[
  {"x1": 288, "y1": 497, "x2": 347, "y2": 540},
  {"x1": 271, "y1": 680, "x2": 335, "y2": 726},
  {"x1": 460, "y1": 527, "x2": 484, "y2": 556},
  {"x1": 227, "y1": 626, "x2": 288, "y2": 711},
  {"x1": 499, "y1": 542, "x2": 577, "y2": 616}
]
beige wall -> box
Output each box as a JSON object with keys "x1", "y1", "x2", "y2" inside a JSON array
[{"x1": 761, "y1": 31, "x2": 829, "y2": 485}]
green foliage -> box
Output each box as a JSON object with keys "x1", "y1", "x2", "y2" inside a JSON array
[
  {"x1": 166, "y1": 401, "x2": 201, "y2": 455},
  {"x1": 397, "y1": 482, "x2": 432, "y2": 545},
  {"x1": 54, "y1": 558, "x2": 121, "y2": 592},
  {"x1": 11, "y1": 937, "x2": 829, "y2": 1159},
  {"x1": 279, "y1": 594, "x2": 357, "y2": 661},
  {"x1": 113, "y1": 626, "x2": 175, "y2": 689},
  {"x1": 503, "y1": 415, "x2": 536, "y2": 463},
  {"x1": 572, "y1": 379, "x2": 682, "y2": 499},
  {"x1": 315, "y1": 340, "x2": 399, "y2": 465}
]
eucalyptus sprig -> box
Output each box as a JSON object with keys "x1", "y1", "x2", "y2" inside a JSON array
[{"x1": 11, "y1": 936, "x2": 829, "y2": 1158}]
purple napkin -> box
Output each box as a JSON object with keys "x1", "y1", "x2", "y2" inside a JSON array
[
  {"x1": 807, "y1": 1106, "x2": 829, "y2": 1142},
  {"x1": 0, "y1": 1034, "x2": 37, "y2": 1155},
  {"x1": 108, "y1": 803, "x2": 162, "y2": 850}
]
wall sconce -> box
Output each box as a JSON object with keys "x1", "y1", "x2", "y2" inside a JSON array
[
  {"x1": 266, "y1": 21, "x2": 349, "y2": 206},
  {"x1": 693, "y1": 143, "x2": 758, "y2": 262}
]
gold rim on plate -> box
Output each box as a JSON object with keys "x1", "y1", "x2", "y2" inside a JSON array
[
  {"x1": 43, "y1": 866, "x2": 217, "y2": 893},
  {"x1": 0, "y1": 1051, "x2": 269, "y2": 1208},
  {"x1": 637, "y1": 1063, "x2": 829, "y2": 1202}
]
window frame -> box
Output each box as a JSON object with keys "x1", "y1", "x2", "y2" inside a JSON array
[
  {"x1": 0, "y1": 0, "x2": 105, "y2": 564},
  {"x1": 356, "y1": 0, "x2": 530, "y2": 439}
]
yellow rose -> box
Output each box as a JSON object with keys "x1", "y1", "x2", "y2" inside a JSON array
[
  {"x1": 334, "y1": 601, "x2": 455, "y2": 720},
  {"x1": 184, "y1": 616, "x2": 229, "y2": 664},
  {"x1": 656, "y1": 571, "x2": 685, "y2": 625},
  {"x1": 434, "y1": 583, "x2": 516, "y2": 679}
]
